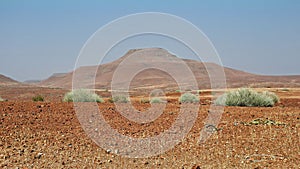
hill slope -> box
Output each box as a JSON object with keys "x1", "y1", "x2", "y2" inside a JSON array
[
  {"x1": 0, "y1": 74, "x2": 19, "y2": 85},
  {"x1": 39, "y1": 48, "x2": 300, "y2": 90}
]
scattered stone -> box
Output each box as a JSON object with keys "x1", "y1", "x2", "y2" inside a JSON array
[
  {"x1": 192, "y1": 165, "x2": 201, "y2": 169},
  {"x1": 37, "y1": 105, "x2": 45, "y2": 108},
  {"x1": 35, "y1": 152, "x2": 43, "y2": 159}
]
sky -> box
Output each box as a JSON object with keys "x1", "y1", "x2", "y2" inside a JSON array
[{"x1": 0, "y1": 0, "x2": 300, "y2": 81}]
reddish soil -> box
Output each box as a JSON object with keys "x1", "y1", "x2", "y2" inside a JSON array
[{"x1": 0, "y1": 88, "x2": 299, "y2": 168}]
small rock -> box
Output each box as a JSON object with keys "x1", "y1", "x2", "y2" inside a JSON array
[
  {"x1": 37, "y1": 105, "x2": 45, "y2": 108},
  {"x1": 192, "y1": 165, "x2": 201, "y2": 169},
  {"x1": 36, "y1": 152, "x2": 43, "y2": 159}
]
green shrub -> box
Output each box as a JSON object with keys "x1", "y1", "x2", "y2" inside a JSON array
[
  {"x1": 32, "y1": 95, "x2": 44, "y2": 102},
  {"x1": 179, "y1": 93, "x2": 199, "y2": 103},
  {"x1": 140, "y1": 98, "x2": 150, "y2": 103},
  {"x1": 262, "y1": 91, "x2": 279, "y2": 103},
  {"x1": 215, "y1": 88, "x2": 279, "y2": 107},
  {"x1": 150, "y1": 97, "x2": 165, "y2": 104},
  {"x1": 110, "y1": 95, "x2": 129, "y2": 103},
  {"x1": 63, "y1": 89, "x2": 103, "y2": 103}
]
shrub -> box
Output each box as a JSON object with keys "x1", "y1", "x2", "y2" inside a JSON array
[
  {"x1": 32, "y1": 95, "x2": 44, "y2": 102},
  {"x1": 140, "y1": 98, "x2": 150, "y2": 104},
  {"x1": 110, "y1": 95, "x2": 129, "y2": 103},
  {"x1": 150, "y1": 97, "x2": 165, "y2": 104},
  {"x1": 179, "y1": 93, "x2": 199, "y2": 103},
  {"x1": 63, "y1": 89, "x2": 104, "y2": 103},
  {"x1": 262, "y1": 91, "x2": 279, "y2": 103},
  {"x1": 215, "y1": 88, "x2": 279, "y2": 107}
]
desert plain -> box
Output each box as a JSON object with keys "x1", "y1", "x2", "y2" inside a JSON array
[{"x1": 0, "y1": 84, "x2": 299, "y2": 168}]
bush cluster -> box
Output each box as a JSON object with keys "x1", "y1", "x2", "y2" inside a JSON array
[
  {"x1": 63, "y1": 89, "x2": 104, "y2": 103},
  {"x1": 215, "y1": 88, "x2": 279, "y2": 107},
  {"x1": 179, "y1": 93, "x2": 199, "y2": 103}
]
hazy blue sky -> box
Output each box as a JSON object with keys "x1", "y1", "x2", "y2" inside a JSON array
[{"x1": 1, "y1": 0, "x2": 300, "y2": 81}]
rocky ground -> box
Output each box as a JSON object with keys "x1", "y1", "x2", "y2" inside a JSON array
[{"x1": 0, "y1": 88, "x2": 299, "y2": 168}]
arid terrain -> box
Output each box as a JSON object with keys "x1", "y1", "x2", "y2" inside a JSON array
[
  {"x1": 0, "y1": 48, "x2": 300, "y2": 168},
  {"x1": 0, "y1": 85, "x2": 299, "y2": 168}
]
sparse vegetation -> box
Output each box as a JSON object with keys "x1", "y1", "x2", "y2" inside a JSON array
[
  {"x1": 150, "y1": 97, "x2": 164, "y2": 104},
  {"x1": 140, "y1": 98, "x2": 150, "y2": 104},
  {"x1": 63, "y1": 89, "x2": 104, "y2": 103},
  {"x1": 32, "y1": 95, "x2": 44, "y2": 102},
  {"x1": 109, "y1": 95, "x2": 129, "y2": 103},
  {"x1": 179, "y1": 92, "x2": 199, "y2": 103},
  {"x1": 215, "y1": 88, "x2": 279, "y2": 107},
  {"x1": 281, "y1": 88, "x2": 289, "y2": 92},
  {"x1": 0, "y1": 96, "x2": 4, "y2": 102},
  {"x1": 241, "y1": 118, "x2": 286, "y2": 126}
]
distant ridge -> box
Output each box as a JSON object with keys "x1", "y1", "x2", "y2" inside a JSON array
[
  {"x1": 23, "y1": 80, "x2": 41, "y2": 84},
  {"x1": 0, "y1": 74, "x2": 19, "y2": 85},
  {"x1": 38, "y1": 48, "x2": 300, "y2": 90}
]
